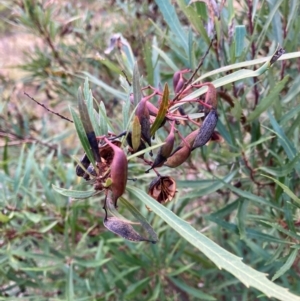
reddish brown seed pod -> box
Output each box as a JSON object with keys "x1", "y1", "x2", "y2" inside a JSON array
[
  {"x1": 146, "y1": 122, "x2": 175, "y2": 172},
  {"x1": 104, "y1": 138, "x2": 128, "y2": 207},
  {"x1": 197, "y1": 82, "x2": 217, "y2": 113},
  {"x1": 146, "y1": 101, "x2": 159, "y2": 116},
  {"x1": 165, "y1": 130, "x2": 198, "y2": 168},
  {"x1": 192, "y1": 110, "x2": 218, "y2": 150},
  {"x1": 135, "y1": 97, "x2": 151, "y2": 147}
]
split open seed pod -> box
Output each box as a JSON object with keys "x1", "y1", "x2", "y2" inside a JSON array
[
  {"x1": 165, "y1": 130, "x2": 198, "y2": 168},
  {"x1": 148, "y1": 176, "x2": 176, "y2": 204},
  {"x1": 192, "y1": 110, "x2": 218, "y2": 150}
]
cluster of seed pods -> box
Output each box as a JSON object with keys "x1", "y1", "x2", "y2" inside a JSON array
[{"x1": 76, "y1": 69, "x2": 220, "y2": 211}]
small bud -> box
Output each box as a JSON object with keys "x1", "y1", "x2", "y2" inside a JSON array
[
  {"x1": 192, "y1": 110, "x2": 218, "y2": 150},
  {"x1": 104, "y1": 139, "x2": 128, "y2": 207},
  {"x1": 148, "y1": 176, "x2": 176, "y2": 203}
]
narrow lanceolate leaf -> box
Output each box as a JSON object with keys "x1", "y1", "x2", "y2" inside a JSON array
[
  {"x1": 133, "y1": 62, "x2": 142, "y2": 107},
  {"x1": 261, "y1": 175, "x2": 300, "y2": 206},
  {"x1": 132, "y1": 116, "x2": 141, "y2": 152},
  {"x1": 176, "y1": 0, "x2": 210, "y2": 45},
  {"x1": 126, "y1": 186, "x2": 300, "y2": 301},
  {"x1": 235, "y1": 25, "x2": 246, "y2": 57},
  {"x1": 155, "y1": 0, "x2": 188, "y2": 55},
  {"x1": 150, "y1": 83, "x2": 169, "y2": 136},
  {"x1": 70, "y1": 107, "x2": 95, "y2": 167},
  {"x1": 175, "y1": 47, "x2": 286, "y2": 109},
  {"x1": 78, "y1": 87, "x2": 101, "y2": 163},
  {"x1": 247, "y1": 76, "x2": 289, "y2": 122},
  {"x1": 52, "y1": 185, "x2": 97, "y2": 199},
  {"x1": 272, "y1": 248, "x2": 298, "y2": 281}
]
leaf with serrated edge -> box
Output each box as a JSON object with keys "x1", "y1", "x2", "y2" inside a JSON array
[
  {"x1": 261, "y1": 175, "x2": 300, "y2": 206},
  {"x1": 127, "y1": 186, "x2": 300, "y2": 301}
]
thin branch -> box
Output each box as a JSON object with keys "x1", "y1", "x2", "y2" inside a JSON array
[
  {"x1": 24, "y1": 92, "x2": 73, "y2": 123},
  {"x1": 172, "y1": 35, "x2": 216, "y2": 102}
]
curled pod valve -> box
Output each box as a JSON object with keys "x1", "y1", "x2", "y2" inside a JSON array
[{"x1": 192, "y1": 110, "x2": 218, "y2": 150}]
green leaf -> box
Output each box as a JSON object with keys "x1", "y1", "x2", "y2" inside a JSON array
[
  {"x1": 261, "y1": 175, "x2": 300, "y2": 206},
  {"x1": 258, "y1": 152, "x2": 300, "y2": 177},
  {"x1": 237, "y1": 200, "x2": 249, "y2": 240},
  {"x1": 52, "y1": 185, "x2": 97, "y2": 199},
  {"x1": 127, "y1": 186, "x2": 300, "y2": 301},
  {"x1": 78, "y1": 87, "x2": 100, "y2": 163},
  {"x1": 173, "y1": 48, "x2": 285, "y2": 110},
  {"x1": 168, "y1": 277, "x2": 216, "y2": 300},
  {"x1": 272, "y1": 248, "x2": 298, "y2": 281},
  {"x1": 155, "y1": 0, "x2": 188, "y2": 55},
  {"x1": 235, "y1": 25, "x2": 246, "y2": 57},
  {"x1": 125, "y1": 277, "x2": 150, "y2": 299},
  {"x1": 132, "y1": 62, "x2": 142, "y2": 107},
  {"x1": 176, "y1": 0, "x2": 210, "y2": 45},
  {"x1": 81, "y1": 71, "x2": 127, "y2": 100},
  {"x1": 99, "y1": 101, "x2": 109, "y2": 135},
  {"x1": 247, "y1": 76, "x2": 289, "y2": 122},
  {"x1": 150, "y1": 83, "x2": 169, "y2": 136},
  {"x1": 69, "y1": 107, "x2": 95, "y2": 168},
  {"x1": 132, "y1": 116, "x2": 141, "y2": 152}
]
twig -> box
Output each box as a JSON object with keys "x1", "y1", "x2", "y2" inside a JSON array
[
  {"x1": 0, "y1": 131, "x2": 71, "y2": 157},
  {"x1": 24, "y1": 92, "x2": 73, "y2": 123},
  {"x1": 172, "y1": 35, "x2": 216, "y2": 102},
  {"x1": 247, "y1": 0, "x2": 259, "y2": 106}
]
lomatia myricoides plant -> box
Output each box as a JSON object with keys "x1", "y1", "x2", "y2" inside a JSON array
[
  {"x1": 53, "y1": 36, "x2": 284, "y2": 242},
  {"x1": 72, "y1": 69, "x2": 221, "y2": 242}
]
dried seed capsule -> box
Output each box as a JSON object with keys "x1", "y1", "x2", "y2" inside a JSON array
[
  {"x1": 146, "y1": 122, "x2": 175, "y2": 172},
  {"x1": 83, "y1": 166, "x2": 97, "y2": 181},
  {"x1": 192, "y1": 110, "x2": 218, "y2": 150},
  {"x1": 148, "y1": 176, "x2": 176, "y2": 203},
  {"x1": 204, "y1": 83, "x2": 217, "y2": 111},
  {"x1": 135, "y1": 97, "x2": 151, "y2": 147},
  {"x1": 105, "y1": 139, "x2": 128, "y2": 207},
  {"x1": 165, "y1": 130, "x2": 198, "y2": 168},
  {"x1": 104, "y1": 217, "x2": 156, "y2": 243}
]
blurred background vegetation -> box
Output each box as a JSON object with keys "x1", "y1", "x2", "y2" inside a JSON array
[{"x1": 1, "y1": 0, "x2": 300, "y2": 300}]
